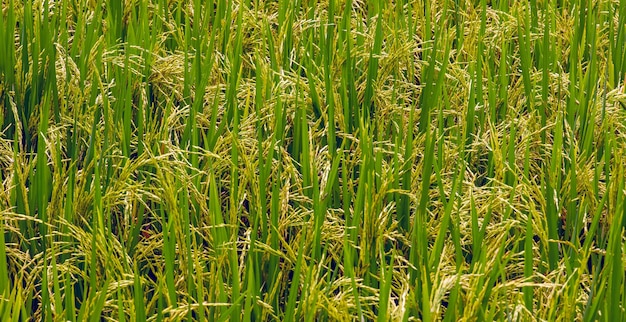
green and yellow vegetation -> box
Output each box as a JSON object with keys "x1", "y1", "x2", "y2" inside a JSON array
[{"x1": 1, "y1": 0, "x2": 626, "y2": 320}]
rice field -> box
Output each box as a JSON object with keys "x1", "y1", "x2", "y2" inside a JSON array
[{"x1": 1, "y1": 0, "x2": 626, "y2": 320}]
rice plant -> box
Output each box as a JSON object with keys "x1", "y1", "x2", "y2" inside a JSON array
[{"x1": 1, "y1": 0, "x2": 626, "y2": 320}]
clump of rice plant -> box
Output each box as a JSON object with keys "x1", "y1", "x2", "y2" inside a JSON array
[{"x1": 1, "y1": 0, "x2": 626, "y2": 320}]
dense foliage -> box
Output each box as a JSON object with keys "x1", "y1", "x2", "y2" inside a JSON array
[{"x1": 1, "y1": 0, "x2": 626, "y2": 320}]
